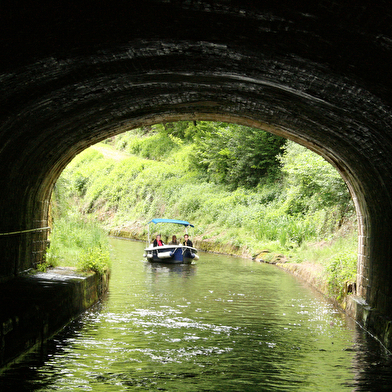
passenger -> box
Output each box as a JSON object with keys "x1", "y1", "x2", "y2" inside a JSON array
[
  {"x1": 153, "y1": 234, "x2": 164, "y2": 246},
  {"x1": 183, "y1": 234, "x2": 193, "y2": 247},
  {"x1": 169, "y1": 235, "x2": 178, "y2": 245}
]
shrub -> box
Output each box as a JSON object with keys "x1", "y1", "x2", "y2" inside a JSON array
[
  {"x1": 78, "y1": 247, "x2": 111, "y2": 275},
  {"x1": 45, "y1": 203, "x2": 110, "y2": 273},
  {"x1": 325, "y1": 251, "x2": 357, "y2": 299}
]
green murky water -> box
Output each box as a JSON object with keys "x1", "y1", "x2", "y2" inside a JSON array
[{"x1": 1, "y1": 238, "x2": 392, "y2": 391}]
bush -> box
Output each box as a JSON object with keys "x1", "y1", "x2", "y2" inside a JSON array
[
  {"x1": 45, "y1": 204, "x2": 110, "y2": 273},
  {"x1": 325, "y1": 251, "x2": 357, "y2": 299},
  {"x1": 78, "y1": 247, "x2": 111, "y2": 275}
]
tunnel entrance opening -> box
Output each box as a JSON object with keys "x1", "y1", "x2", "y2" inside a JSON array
[{"x1": 48, "y1": 120, "x2": 359, "y2": 302}]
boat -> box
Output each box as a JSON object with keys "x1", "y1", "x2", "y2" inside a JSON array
[{"x1": 143, "y1": 218, "x2": 199, "y2": 264}]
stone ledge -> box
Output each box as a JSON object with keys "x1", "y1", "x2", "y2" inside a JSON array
[
  {"x1": 346, "y1": 296, "x2": 392, "y2": 352},
  {"x1": 0, "y1": 267, "x2": 110, "y2": 369}
]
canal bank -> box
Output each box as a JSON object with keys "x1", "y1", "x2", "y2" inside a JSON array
[{"x1": 0, "y1": 267, "x2": 109, "y2": 369}]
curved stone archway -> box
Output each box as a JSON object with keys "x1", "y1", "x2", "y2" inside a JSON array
[{"x1": 1, "y1": 1, "x2": 392, "y2": 346}]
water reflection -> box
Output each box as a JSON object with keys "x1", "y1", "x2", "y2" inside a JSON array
[
  {"x1": 145, "y1": 261, "x2": 197, "y2": 278},
  {"x1": 1, "y1": 238, "x2": 392, "y2": 391},
  {"x1": 350, "y1": 327, "x2": 392, "y2": 390}
]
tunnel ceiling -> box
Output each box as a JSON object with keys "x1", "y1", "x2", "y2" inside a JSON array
[
  {"x1": 2, "y1": 2, "x2": 392, "y2": 162},
  {"x1": 1, "y1": 1, "x2": 392, "y2": 203},
  {"x1": 1, "y1": 0, "x2": 392, "y2": 297}
]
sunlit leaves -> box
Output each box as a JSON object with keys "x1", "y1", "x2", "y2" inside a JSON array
[
  {"x1": 280, "y1": 141, "x2": 352, "y2": 216},
  {"x1": 188, "y1": 121, "x2": 286, "y2": 189}
]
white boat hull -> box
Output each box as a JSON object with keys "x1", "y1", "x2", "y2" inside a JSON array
[{"x1": 144, "y1": 244, "x2": 198, "y2": 264}]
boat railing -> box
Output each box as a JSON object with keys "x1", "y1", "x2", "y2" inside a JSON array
[{"x1": 145, "y1": 244, "x2": 197, "y2": 253}]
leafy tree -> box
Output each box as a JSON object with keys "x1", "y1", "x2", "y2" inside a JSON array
[
  {"x1": 280, "y1": 141, "x2": 353, "y2": 218},
  {"x1": 188, "y1": 122, "x2": 286, "y2": 189},
  {"x1": 154, "y1": 121, "x2": 195, "y2": 141}
]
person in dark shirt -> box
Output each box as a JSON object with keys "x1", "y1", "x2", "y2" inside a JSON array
[
  {"x1": 183, "y1": 234, "x2": 193, "y2": 247},
  {"x1": 169, "y1": 235, "x2": 178, "y2": 245},
  {"x1": 153, "y1": 234, "x2": 164, "y2": 247}
]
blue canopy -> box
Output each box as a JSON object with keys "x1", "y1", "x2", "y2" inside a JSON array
[{"x1": 148, "y1": 218, "x2": 194, "y2": 227}]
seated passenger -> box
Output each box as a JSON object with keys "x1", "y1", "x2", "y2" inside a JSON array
[
  {"x1": 169, "y1": 235, "x2": 178, "y2": 245},
  {"x1": 183, "y1": 234, "x2": 193, "y2": 247},
  {"x1": 153, "y1": 234, "x2": 164, "y2": 246}
]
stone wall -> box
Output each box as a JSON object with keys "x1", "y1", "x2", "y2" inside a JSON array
[{"x1": 0, "y1": 268, "x2": 110, "y2": 368}]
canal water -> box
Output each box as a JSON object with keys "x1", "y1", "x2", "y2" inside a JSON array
[{"x1": 1, "y1": 238, "x2": 392, "y2": 391}]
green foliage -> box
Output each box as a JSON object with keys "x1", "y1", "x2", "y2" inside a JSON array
[
  {"x1": 61, "y1": 148, "x2": 113, "y2": 199},
  {"x1": 112, "y1": 121, "x2": 286, "y2": 190},
  {"x1": 46, "y1": 201, "x2": 110, "y2": 272},
  {"x1": 78, "y1": 247, "x2": 111, "y2": 275},
  {"x1": 280, "y1": 141, "x2": 352, "y2": 216},
  {"x1": 61, "y1": 130, "x2": 354, "y2": 250},
  {"x1": 113, "y1": 126, "x2": 180, "y2": 161},
  {"x1": 154, "y1": 121, "x2": 196, "y2": 141},
  {"x1": 52, "y1": 121, "x2": 357, "y2": 296},
  {"x1": 36, "y1": 261, "x2": 49, "y2": 272},
  {"x1": 325, "y1": 251, "x2": 357, "y2": 299},
  {"x1": 188, "y1": 122, "x2": 286, "y2": 189}
]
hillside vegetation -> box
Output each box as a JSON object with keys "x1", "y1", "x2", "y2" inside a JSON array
[{"x1": 48, "y1": 121, "x2": 358, "y2": 298}]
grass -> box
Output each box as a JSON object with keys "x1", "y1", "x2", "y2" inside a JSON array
[
  {"x1": 289, "y1": 229, "x2": 357, "y2": 265},
  {"x1": 44, "y1": 210, "x2": 111, "y2": 275}
]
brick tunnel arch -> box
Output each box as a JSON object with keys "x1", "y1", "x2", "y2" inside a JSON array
[{"x1": 1, "y1": 1, "x2": 392, "y2": 345}]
